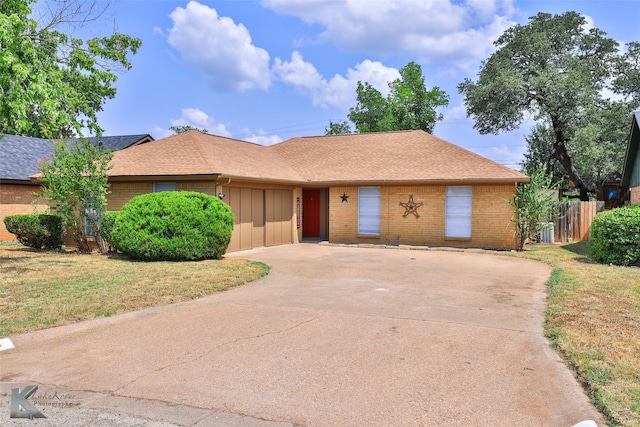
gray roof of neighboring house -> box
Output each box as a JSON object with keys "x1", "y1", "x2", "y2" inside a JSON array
[
  {"x1": 622, "y1": 111, "x2": 640, "y2": 187},
  {"x1": 0, "y1": 134, "x2": 153, "y2": 182},
  {"x1": 65, "y1": 135, "x2": 153, "y2": 152}
]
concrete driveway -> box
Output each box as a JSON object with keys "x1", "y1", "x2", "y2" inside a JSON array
[{"x1": 0, "y1": 244, "x2": 603, "y2": 426}]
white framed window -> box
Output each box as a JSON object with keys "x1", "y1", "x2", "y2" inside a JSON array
[
  {"x1": 445, "y1": 186, "x2": 472, "y2": 238},
  {"x1": 358, "y1": 187, "x2": 381, "y2": 235},
  {"x1": 153, "y1": 182, "x2": 176, "y2": 192}
]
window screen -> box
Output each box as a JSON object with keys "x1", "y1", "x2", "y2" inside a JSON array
[
  {"x1": 358, "y1": 187, "x2": 381, "y2": 235},
  {"x1": 153, "y1": 182, "x2": 176, "y2": 192},
  {"x1": 445, "y1": 186, "x2": 472, "y2": 238}
]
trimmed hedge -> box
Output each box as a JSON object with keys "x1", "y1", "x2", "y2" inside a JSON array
[
  {"x1": 590, "y1": 204, "x2": 640, "y2": 266},
  {"x1": 110, "y1": 191, "x2": 234, "y2": 261},
  {"x1": 4, "y1": 214, "x2": 64, "y2": 250}
]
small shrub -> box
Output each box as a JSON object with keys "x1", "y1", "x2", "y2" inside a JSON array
[
  {"x1": 100, "y1": 211, "x2": 119, "y2": 252},
  {"x1": 4, "y1": 214, "x2": 64, "y2": 250},
  {"x1": 590, "y1": 204, "x2": 640, "y2": 266},
  {"x1": 111, "y1": 191, "x2": 234, "y2": 261}
]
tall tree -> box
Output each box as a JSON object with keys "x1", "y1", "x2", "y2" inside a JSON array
[
  {"x1": 37, "y1": 139, "x2": 113, "y2": 253},
  {"x1": 522, "y1": 101, "x2": 632, "y2": 195},
  {"x1": 346, "y1": 61, "x2": 448, "y2": 134},
  {"x1": 458, "y1": 11, "x2": 629, "y2": 201},
  {"x1": 0, "y1": 0, "x2": 141, "y2": 138}
]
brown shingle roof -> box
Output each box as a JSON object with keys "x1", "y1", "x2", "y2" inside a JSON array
[
  {"x1": 107, "y1": 129, "x2": 528, "y2": 184},
  {"x1": 109, "y1": 131, "x2": 305, "y2": 181},
  {"x1": 270, "y1": 130, "x2": 529, "y2": 184}
]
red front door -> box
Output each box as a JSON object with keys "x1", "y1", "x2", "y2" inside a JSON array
[{"x1": 303, "y1": 189, "x2": 320, "y2": 237}]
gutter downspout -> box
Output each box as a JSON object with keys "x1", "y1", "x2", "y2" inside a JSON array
[{"x1": 216, "y1": 177, "x2": 232, "y2": 200}]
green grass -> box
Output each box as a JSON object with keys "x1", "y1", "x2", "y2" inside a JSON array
[
  {"x1": 513, "y1": 242, "x2": 640, "y2": 427},
  {"x1": 0, "y1": 242, "x2": 269, "y2": 336}
]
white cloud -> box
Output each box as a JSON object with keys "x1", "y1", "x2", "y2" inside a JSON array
[
  {"x1": 262, "y1": 0, "x2": 517, "y2": 68},
  {"x1": 150, "y1": 125, "x2": 172, "y2": 139},
  {"x1": 581, "y1": 14, "x2": 595, "y2": 32},
  {"x1": 171, "y1": 108, "x2": 232, "y2": 137},
  {"x1": 482, "y1": 143, "x2": 527, "y2": 169},
  {"x1": 168, "y1": 1, "x2": 271, "y2": 92},
  {"x1": 273, "y1": 52, "x2": 400, "y2": 110},
  {"x1": 243, "y1": 131, "x2": 283, "y2": 146},
  {"x1": 443, "y1": 104, "x2": 470, "y2": 123}
]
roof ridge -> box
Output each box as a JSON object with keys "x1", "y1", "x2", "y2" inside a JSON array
[
  {"x1": 184, "y1": 129, "x2": 265, "y2": 147},
  {"x1": 427, "y1": 132, "x2": 524, "y2": 175},
  {"x1": 294, "y1": 129, "x2": 417, "y2": 140}
]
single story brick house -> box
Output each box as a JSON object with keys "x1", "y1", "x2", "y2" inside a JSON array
[
  {"x1": 622, "y1": 111, "x2": 640, "y2": 204},
  {"x1": 0, "y1": 134, "x2": 153, "y2": 240},
  {"x1": 104, "y1": 129, "x2": 529, "y2": 252}
]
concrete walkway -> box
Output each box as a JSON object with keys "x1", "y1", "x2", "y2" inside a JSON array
[{"x1": 0, "y1": 244, "x2": 604, "y2": 426}]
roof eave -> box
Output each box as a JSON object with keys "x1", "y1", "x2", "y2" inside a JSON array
[
  {"x1": 215, "y1": 174, "x2": 307, "y2": 185},
  {"x1": 108, "y1": 174, "x2": 220, "y2": 182},
  {"x1": 1, "y1": 178, "x2": 40, "y2": 185},
  {"x1": 299, "y1": 177, "x2": 530, "y2": 187}
]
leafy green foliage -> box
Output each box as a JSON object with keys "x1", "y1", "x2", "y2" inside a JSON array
[
  {"x1": 612, "y1": 41, "x2": 640, "y2": 106},
  {"x1": 508, "y1": 169, "x2": 566, "y2": 251},
  {"x1": 0, "y1": 0, "x2": 141, "y2": 138},
  {"x1": 324, "y1": 120, "x2": 352, "y2": 135},
  {"x1": 169, "y1": 125, "x2": 208, "y2": 134},
  {"x1": 522, "y1": 101, "x2": 631, "y2": 195},
  {"x1": 459, "y1": 11, "x2": 638, "y2": 201},
  {"x1": 346, "y1": 61, "x2": 448, "y2": 134},
  {"x1": 111, "y1": 192, "x2": 235, "y2": 261},
  {"x1": 4, "y1": 214, "x2": 63, "y2": 249},
  {"x1": 99, "y1": 211, "x2": 118, "y2": 251},
  {"x1": 590, "y1": 205, "x2": 640, "y2": 266},
  {"x1": 37, "y1": 139, "x2": 113, "y2": 252}
]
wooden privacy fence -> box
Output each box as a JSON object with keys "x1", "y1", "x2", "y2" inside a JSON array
[{"x1": 554, "y1": 201, "x2": 605, "y2": 243}]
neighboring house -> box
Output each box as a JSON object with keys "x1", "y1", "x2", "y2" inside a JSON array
[
  {"x1": 0, "y1": 134, "x2": 153, "y2": 240},
  {"x1": 105, "y1": 130, "x2": 529, "y2": 252},
  {"x1": 622, "y1": 111, "x2": 640, "y2": 205}
]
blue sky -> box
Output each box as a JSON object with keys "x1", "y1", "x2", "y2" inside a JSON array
[{"x1": 87, "y1": 0, "x2": 640, "y2": 170}]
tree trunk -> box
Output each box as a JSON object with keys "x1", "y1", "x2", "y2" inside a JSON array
[
  {"x1": 73, "y1": 221, "x2": 91, "y2": 252},
  {"x1": 94, "y1": 230, "x2": 108, "y2": 254},
  {"x1": 551, "y1": 119, "x2": 592, "y2": 201}
]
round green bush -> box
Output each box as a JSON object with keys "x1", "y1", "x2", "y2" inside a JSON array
[
  {"x1": 590, "y1": 204, "x2": 640, "y2": 266},
  {"x1": 4, "y1": 214, "x2": 64, "y2": 250},
  {"x1": 110, "y1": 191, "x2": 234, "y2": 261}
]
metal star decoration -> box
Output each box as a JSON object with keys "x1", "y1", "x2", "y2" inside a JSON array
[
  {"x1": 340, "y1": 193, "x2": 349, "y2": 203},
  {"x1": 399, "y1": 195, "x2": 423, "y2": 218}
]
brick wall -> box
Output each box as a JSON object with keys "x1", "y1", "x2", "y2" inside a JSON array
[
  {"x1": 0, "y1": 183, "x2": 48, "y2": 240},
  {"x1": 106, "y1": 181, "x2": 217, "y2": 211},
  {"x1": 631, "y1": 186, "x2": 640, "y2": 205},
  {"x1": 328, "y1": 184, "x2": 517, "y2": 250}
]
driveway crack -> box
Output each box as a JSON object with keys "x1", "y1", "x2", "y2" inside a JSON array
[{"x1": 113, "y1": 309, "x2": 326, "y2": 394}]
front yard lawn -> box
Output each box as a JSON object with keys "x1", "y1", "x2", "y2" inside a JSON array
[
  {"x1": 0, "y1": 242, "x2": 269, "y2": 336},
  {"x1": 515, "y1": 242, "x2": 640, "y2": 427}
]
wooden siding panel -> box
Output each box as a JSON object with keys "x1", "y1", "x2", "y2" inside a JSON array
[
  {"x1": 633, "y1": 148, "x2": 640, "y2": 188},
  {"x1": 228, "y1": 187, "x2": 242, "y2": 252},
  {"x1": 240, "y1": 188, "x2": 252, "y2": 250},
  {"x1": 265, "y1": 189, "x2": 293, "y2": 246},
  {"x1": 252, "y1": 189, "x2": 264, "y2": 247}
]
